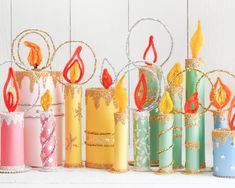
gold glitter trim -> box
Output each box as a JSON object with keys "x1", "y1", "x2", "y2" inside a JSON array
[
  {"x1": 173, "y1": 164, "x2": 184, "y2": 169},
  {"x1": 158, "y1": 113, "x2": 174, "y2": 124},
  {"x1": 15, "y1": 71, "x2": 62, "y2": 92},
  {"x1": 85, "y1": 131, "x2": 114, "y2": 136},
  {"x1": 109, "y1": 168, "x2": 129, "y2": 173},
  {"x1": 185, "y1": 113, "x2": 200, "y2": 127},
  {"x1": 212, "y1": 128, "x2": 235, "y2": 144},
  {"x1": 86, "y1": 87, "x2": 115, "y2": 109},
  {"x1": 173, "y1": 127, "x2": 182, "y2": 131},
  {"x1": 167, "y1": 86, "x2": 183, "y2": 109},
  {"x1": 183, "y1": 170, "x2": 201, "y2": 174},
  {"x1": 114, "y1": 112, "x2": 127, "y2": 125},
  {"x1": 185, "y1": 58, "x2": 205, "y2": 70},
  {"x1": 85, "y1": 162, "x2": 112, "y2": 169},
  {"x1": 64, "y1": 163, "x2": 83, "y2": 168},
  {"x1": 149, "y1": 115, "x2": 161, "y2": 121},
  {"x1": 156, "y1": 169, "x2": 175, "y2": 174},
  {"x1": 158, "y1": 144, "x2": 174, "y2": 154},
  {"x1": 173, "y1": 134, "x2": 182, "y2": 138},
  {"x1": 150, "y1": 161, "x2": 159, "y2": 167},
  {"x1": 85, "y1": 143, "x2": 114, "y2": 147},
  {"x1": 185, "y1": 141, "x2": 200, "y2": 149},
  {"x1": 213, "y1": 110, "x2": 228, "y2": 124},
  {"x1": 159, "y1": 126, "x2": 174, "y2": 137},
  {"x1": 64, "y1": 84, "x2": 82, "y2": 98}
]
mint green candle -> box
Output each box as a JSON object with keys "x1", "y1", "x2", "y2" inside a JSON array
[
  {"x1": 139, "y1": 66, "x2": 161, "y2": 166},
  {"x1": 133, "y1": 111, "x2": 150, "y2": 171},
  {"x1": 185, "y1": 113, "x2": 200, "y2": 173},
  {"x1": 185, "y1": 58, "x2": 205, "y2": 168},
  {"x1": 168, "y1": 86, "x2": 183, "y2": 169},
  {"x1": 157, "y1": 113, "x2": 174, "y2": 174}
]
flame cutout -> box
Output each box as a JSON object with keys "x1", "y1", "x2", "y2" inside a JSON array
[
  {"x1": 114, "y1": 75, "x2": 128, "y2": 113},
  {"x1": 134, "y1": 73, "x2": 147, "y2": 111},
  {"x1": 159, "y1": 91, "x2": 173, "y2": 114},
  {"x1": 210, "y1": 77, "x2": 232, "y2": 110},
  {"x1": 63, "y1": 46, "x2": 85, "y2": 84},
  {"x1": 228, "y1": 96, "x2": 235, "y2": 130},
  {"x1": 143, "y1": 35, "x2": 158, "y2": 65},
  {"x1": 190, "y1": 20, "x2": 203, "y2": 58},
  {"x1": 24, "y1": 41, "x2": 43, "y2": 69},
  {"x1": 102, "y1": 68, "x2": 113, "y2": 89},
  {"x1": 167, "y1": 62, "x2": 183, "y2": 86},
  {"x1": 184, "y1": 92, "x2": 199, "y2": 113},
  {"x1": 3, "y1": 67, "x2": 19, "y2": 112},
  {"x1": 40, "y1": 90, "x2": 52, "y2": 112}
]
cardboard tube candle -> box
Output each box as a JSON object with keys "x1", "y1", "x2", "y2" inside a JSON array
[
  {"x1": 156, "y1": 91, "x2": 174, "y2": 174},
  {"x1": 184, "y1": 92, "x2": 200, "y2": 174},
  {"x1": 185, "y1": 20, "x2": 205, "y2": 168},
  {"x1": 40, "y1": 90, "x2": 57, "y2": 169},
  {"x1": 112, "y1": 75, "x2": 128, "y2": 172},
  {"x1": 133, "y1": 73, "x2": 150, "y2": 171},
  {"x1": 167, "y1": 62, "x2": 183, "y2": 169},
  {"x1": 64, "y1": 47, "x2": 83, "y2": 167},
  {"x1": 210, "y1": 77, "x2": 231, "y2": 129},
  {"x1": 0, "y1": 67, "x2": 25, "y2": 171}
]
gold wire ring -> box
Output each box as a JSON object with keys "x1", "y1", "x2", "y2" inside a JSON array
[
  {"x1": 196, "y1": 69, "x2": 235, "y2": 113},
  {"x1": 50, "y1": 40, "x2": 97, "y2": 86},
  {"x1": 168, "y1": 67, "x2": 214, "y2": 115},
  {"x1": 12, "y1": 29, "x2": 55, "y2": 71}
]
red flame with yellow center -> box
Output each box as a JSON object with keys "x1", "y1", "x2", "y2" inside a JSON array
[
  {"x1": 210, "y1": 77, "x2": 232, "y2": 110},
  {"x1": 3, "y1": 67, "x2": 19, "y2": 112},
  {"x1": 184, "y1": 92, "x2": 199, "y2": 113},
  {"x1": 143, "y1": 35, "x2": 158, "y2": 66},
  {"x1": 134, "y1": 73, "x2": 147, "y2": 111}
]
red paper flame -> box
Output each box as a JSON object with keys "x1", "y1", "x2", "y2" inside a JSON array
[
  {"x1": 184, "y1": 92, "x2": 199, "y2": 113},
  {"x1": 134, "y1": 73, "x2": 147, "y2": 111},
  {"x1": 228, "y1": 96, "x2": 235, "y2": 130},
  {"x1": 3, "y1": 67, "x2": 19, "y2": 112},
  {"x1": 63, "y1": 46, "x2": 85, "y2": 84},
  {"x1": 143, "y1": 35, "x2": 158, "y2": 66},
  {"x1": 102, "y1": 68, "x2": 113, "y2": 89}
]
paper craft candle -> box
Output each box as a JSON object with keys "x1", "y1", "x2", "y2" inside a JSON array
[
  {"x1": 167, "y1": 62, "x2": 183, "y2": 169},
  {"x1": 140, "y1": 35, "x2": 161, "y2": 166},
  {"x1": 112, "y1": 75, "x2": 128, "y2": 172},
  {"x1": 184, "y1": 92, "x2": 200, "y2": 174},
  {"x1": 210, "y1": 77, "x2": 231, "y2": 129},
  {"x1": 156, "y1": 91, "x2": 174, "y2": 174},
  {"x1": 0, "y1": 68, "x2": 25, "y2": 171},
  {"x1": 133, "y1": 73, "x2": 150, "y2": 171},
  {"x1": 40, "y1": 90, "x2": 57, "y2": 169},
  {"x1": 85, "y1": 66, "x2": 116, "y2": 169},
  {"x1": 64, "y1": 46, "x2": 83, "y2": 167},
  {"x1": 185, "y1": 20, "x2": 205, "y2": 168}
]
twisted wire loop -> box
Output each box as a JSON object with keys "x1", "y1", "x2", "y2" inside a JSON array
[
  {"x1": 49, "y1": 40, "x2": 97, "y2": 86},
  {"x1": 11, "y1": 29, "x2": 55, "y2": 71},
  {"x1": 0, "y1": 60, "x2": 40, "y2": 113},
  {"x1": 99, "y1": 58, "x2": 117, "y2": 86},
  {"x1": 168, "y1": 67, "x2": 214, "y2": 115},
  {"x1": 125, "y1": 18, "x2": 174, "y2": 67},
  {"x1": 40, "y1": 115, "x2": 57, "y2": 168},
  {"x1": 196, "y1": 69, "x2": 235, "y2": 113}
]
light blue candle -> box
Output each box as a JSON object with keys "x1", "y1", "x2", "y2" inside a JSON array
[{"x1": 213, "y1": 110, "x2": 228, "y2": 129}]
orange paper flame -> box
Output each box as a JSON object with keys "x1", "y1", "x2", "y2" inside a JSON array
[
  {"x1": 143, "y1": 35, "x2": 158, "y2": 65},
  {"x1": 24, "y1": 41, "x2": 43, "y2": 69},
  {"x1": 210, "y1": 77, "x2": 232, "y2": 110},
  {"x1": 228, "y1": 96, "x2": 235, "y2": 130},
  {"x1": 3, "y1": 67, "x2": 19, "y2": 112},
  {"x1": 102, "y1": 68, "x2": 113, "y2": 89},
  {"x1": 184, "y1": 92, "x2": 199, "y2": 113},
  {"x1": 134, "y1": 73, "x2": 147, "y2": 111},
  {"x1": 63, "y1": 46, "x2": 85, "y2": 84}
]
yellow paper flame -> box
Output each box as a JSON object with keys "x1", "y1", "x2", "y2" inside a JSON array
[
  {"x1": 40, "y1": 89, "x2": 52, "y2": 111},
  {"x1": 167, "y1": 62, "x2": 183, "y2": 86},
  {"x1": 159, "y1": 91, "x2": 173, "y2": 114},
  {"x1": 114, "y1": 75, "x2": 128, "y2": 113},
  {"x1": 70, "y1": 61, "x2": 79, "y2": 83},
  {"x1": 215, "y1": 87, "x2": 227, "y2": 108},
  {"x1": 190, "y1": 20, "x2": 203, "y2": 58}
]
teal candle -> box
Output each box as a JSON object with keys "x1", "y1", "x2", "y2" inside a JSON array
[
  {"x1": 185, "y1": 58, "x2": 205, "y2": 168},
  {"x1": 184, "y1": 113, "x2": 200, "y2": 174},
  {"x1": 133, "y1": 110, "x2": 150, "y2": 171},
  {"x1": 168, "y1": 86, "x2": 183, "y2": 169},
  {"x1": 157, "y1": 113, "x2": 174, "y2": 174},
  {"x1": 139, "y1": 66, "x2": 161, "y2": 166}
]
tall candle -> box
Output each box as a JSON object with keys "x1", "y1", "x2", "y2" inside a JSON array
[{"x1": 186, "y1": 21, "x2": 205, "y2": 168}]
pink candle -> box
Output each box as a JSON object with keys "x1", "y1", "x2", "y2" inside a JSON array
[
  {"x1": 40, "y1": 111, "x2": 57, "y2": 169},
  {"x1": 1, "y1": 112, "x2": 24, "y2": 169}
]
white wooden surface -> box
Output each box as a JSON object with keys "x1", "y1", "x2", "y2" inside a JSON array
[{"x1": 0, "y1": 0, "x2": 235, "y2": 185}]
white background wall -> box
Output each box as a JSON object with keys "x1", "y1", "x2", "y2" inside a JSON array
[{"x1": 0, "y1": 0, "x2": 235, "y2": 164}]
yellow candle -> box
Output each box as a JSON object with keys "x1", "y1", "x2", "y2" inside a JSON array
[
  {"x1": 85, "y1": 88, "x2": 116, "y2": 168},
  {"x1": 64, "y1": 84, "x2": 82, "y2": 167}
]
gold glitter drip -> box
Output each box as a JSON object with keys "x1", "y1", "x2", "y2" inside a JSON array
[
  {"x1": 85, "y1": 162, "x2": 112, "y2": 169},
  {"x1": 15, "y1": 71, "x2": 62, "y2": 93},
  {"x1": 167, "y1": 85, "x2": 183, "y2": 108},
  {"x1": 185, "y1": 58, "x2": 205, "y2": 77},
  {"x1": 183, "y1": 169, "x2": 201, "y2": 174},
  {"x1": 64, "y1": 84, "x2": 82, "y2": 98},
  {"x1": 213, "y1": 110, "x2": 228, "y2": 124},
  {"x1": 173, "y1": 127, "x2": 182, "y2": 131},
  {"x1": 185, "y1": 113, "x2": 200, "y2": 127},
  {"x1": 158, "y1": 113, "x2": 174, "y2": 124},
  {"x1": 212, "y1": 128, "x2": 235, "y2": 145},
  {"x1": 114, "y1": 112, "x2": 127, "y2": 125},
  {"x1": 86, "y1": 88, "x2": 114, "y2": 109},
  {"x1": 185, "y1": 141, "x2": 200, "y2": 149}
]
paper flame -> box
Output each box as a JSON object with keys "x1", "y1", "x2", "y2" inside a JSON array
[
  {"x1": 102, "y1": 68, "x2": 113, "y2": 89},
  {"x1": 167, "y1": 62, "x2": 183, "y2": 86},
  {"x1": 159, "y1": 91, "x2": 173, "y2": 114},
  {"x1": 184, "y1": 92, "x2": 199, "y2": 113},
  {"x1": 134, "y1": 73, "x2": 147, "y2": 111},
  {"x1": 40, "y1": 90, "x2": 52, "y2": 112},
  {"x1": 143, "y1": 35, "x2": 158, "y2": 65},
  {"x1": 190, "y1": 20, "x2": 203, "y2": 58},
  {"x1": 114, "y1": 75, "x2": 127, "y2": 113}
]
